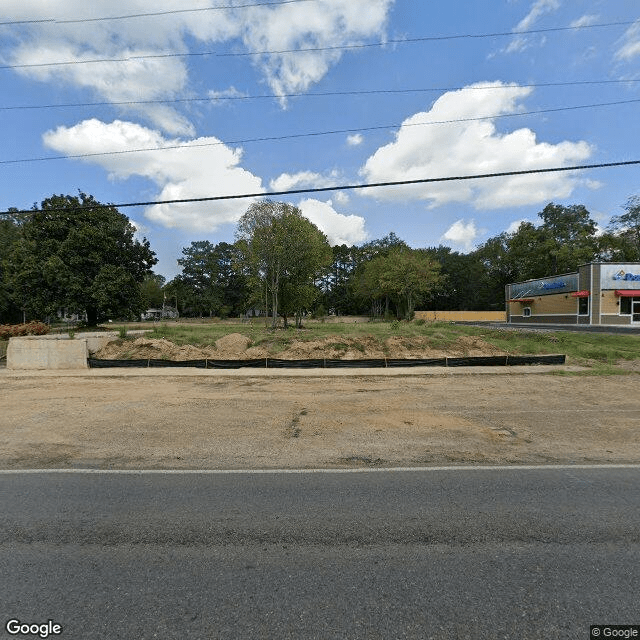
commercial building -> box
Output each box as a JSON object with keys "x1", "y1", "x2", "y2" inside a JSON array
[{"x1": 506, "y1": 263, "x2": 640, "y2": 326}]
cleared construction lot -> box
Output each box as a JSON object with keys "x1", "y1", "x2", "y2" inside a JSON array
[{"x1": 1, "y1": 368, "x2": 639, "y2": 469}]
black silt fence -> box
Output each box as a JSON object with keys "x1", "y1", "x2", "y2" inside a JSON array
[
  {"x1": 386, "y1": 358, "x2": 447, "y2": 367},
  {"x1": 206, "y1": 359, "x2": 266, "y2": 369},
  {"x1": 148, "y1": 358, "x2": 207, "y2": 368},
  {"x1": 88, "y1": 354, "x2": 565, "y2": 369},
  {"x1": 324, "y1": 358, "x2": 387, "y2": 368},
  {"x1": 267, "y1": 358, "x2": 325, "y2": 368},
  {"x1": 446, "y1": 356, "x2": 508, "y2": 367},
  {"x1": 506, "y1": 354, "x2": 566, "y2": 365}
]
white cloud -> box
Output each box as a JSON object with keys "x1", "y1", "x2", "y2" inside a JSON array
[
  {"x1": 506, "y1": 219, "x2": 532, "y2": 234},
  {"x1": 503, "y1": 36, "x2": 530, "y2": 54},
  {"x1": 297, "y1": 198, "x2": 368, "y2": 246},
  {"x1": 43, "y1": 118, "x2": 263, "y2": 231},
  {"x1": 496, "y1": 0, "x2": 559, "y2": 56},
  {"x1": 360, "y1": 82, "x2": 593, "y2": 209},
  {"x1": 570, "y1": 14, "x2": 599, "y2": 29},
  {"x1": 615, "y1": 21, "x2": 640, "y2": 62},
  {"x1": 2, "y1": 2, "x2": 194, "y2": 134},
  {"x1": 2, "y1": 0, "x2": 393, "y2": 123},
  {"x1": 239, "y1": 0, "x2": 393, "y2": 101},
  {"x1": 515, "y1": 0, "x2": 560, "y2": 32},
  {"x1": 269, "y1": 170, "x2": 339, "y2": 192},
  {"x1": 441, "y1": 220, "x2": 481, "y2": 251},
  {"x1": 208, "y1": 86, "x2": 248, "y2": 103},
  {"x1": 129, "y1": 219, "x2": 151, "y2": 244},
  {"x1": 334, "y1": 191, "x2": 350, "y2": 205},
  {"x1": 347, "y1": 134, "x2": 364, "y2": 146}
]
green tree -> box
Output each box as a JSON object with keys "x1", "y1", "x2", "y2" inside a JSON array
[
  {"x1": 278, "y1": 216, "x2": 332, "y2": 327},
  {"x1": 537, "y1": 203, "x2": 599, "y2": 274},
  {"x1": 356, "y1": 247, "x2": 442, "y2": 319},
  {"x1": 347, "y1": 233, "x2": 412, "y2": 316},
  {"x1": 0, "y1": 214, "x2": 23, "y2": 322},
  {"x1": 236, "y1": 200, "x2": 331, "y2": 327},
  {"x1": 358, "y1": 232, "x2": 409, "y2": 262},
  {"x1": 8, "y1": 193, "x2": 156, "y2": 325},
  {"x1": 139, "y1": 273, "x2": 167, "y2": 310},
  {"x1": 426, "y1": 246, "x2": 488, "y2": 311},
  {"x1": 163, "y1": 277, "x2": 190, "y2": 317},
  {"x1": 606, "y1": 195, "x2": 640, "y2": 261},
  {"x1": 321, "y1": 244, "x2": 362, "y2": 315},
  {"x1": 211, "y1": 242, "x2": 250, "y2": 318},
  {"x1": 473, "y1": 232, "x2": 517, "y2": 309},
  {"x1": 474, "y1": 205, "x2": 601, "y2": 307},
  {"x1": 174, "y1": 241, "x2": 222, "y2": 317},
  {"x1": 354, "y1": 251, "x2": 389, "y2": 317},
  {"x1": 171, "y1": 241, "x2": 248, "y2": 318}
]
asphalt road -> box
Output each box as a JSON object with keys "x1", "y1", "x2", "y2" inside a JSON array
[{"x1": 1, "y1": 467, "x2": 639, "y2": 640}]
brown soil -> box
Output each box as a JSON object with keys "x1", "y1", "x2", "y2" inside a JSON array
[
  {"x1": 93, "y1": 332, "x2": 507, "y2": 361},
  {"x1": 1, "y1": 372, "x2": 638, "y2": 469}
]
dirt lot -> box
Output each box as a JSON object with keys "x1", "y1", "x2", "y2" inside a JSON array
[{"x1": 1, "y1": 370, "x2": 639, "y2": 469}]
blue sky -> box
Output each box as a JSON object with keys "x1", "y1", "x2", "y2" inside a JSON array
[{"x1": 1, "y1": 0, "x2": 638, "y2": 279}]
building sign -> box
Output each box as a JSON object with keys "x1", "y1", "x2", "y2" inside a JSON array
[
  {"x1": 613, "y1": 270, "x2": 640, "y2": 281},
  {"x1": 541, "y1": 281, "x2": 568, "y2": 290},
  {"x1": 510, "y1": 274, "x2": 578, "y2": 298},
  {"x1": 601, "y1": 265, "x2": 640, "y2": 289}
]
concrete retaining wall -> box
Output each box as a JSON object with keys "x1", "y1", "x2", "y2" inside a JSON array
[
  {"x1": 5, "y1": 331, "x2": 151, "y2": 369},
  {"x1": 7, "y1": 336, "x2": 88, "y2": 370}
]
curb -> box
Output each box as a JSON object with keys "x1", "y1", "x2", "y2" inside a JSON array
[{"x1": 0, "y1": 364, "x2": 580, "y2": 378}]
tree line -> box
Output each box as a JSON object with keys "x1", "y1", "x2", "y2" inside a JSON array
[{"x1": 1, "y1": 192, "x2": 639, "y2": 326}]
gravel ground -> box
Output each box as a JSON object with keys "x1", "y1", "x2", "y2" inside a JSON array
[{"x1": 1, "y1": 369, "x2": 639, "y2": 469}]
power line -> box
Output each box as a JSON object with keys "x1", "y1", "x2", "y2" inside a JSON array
[
  {"x1": 2, "y1": 79, "x2": 639, "y2": 112},
  {"x1": 2, "y1": 98, "x2": 639, "y2": 165},
  {"x1": 0, "y1": 1, "x2": 313, "y2": 26},
  {"x1": 1, "y1": 20, "x2": 635, "y2": 70},
  {"x1": 2, "y1": 160, "x2": 639, "y2": 216}
]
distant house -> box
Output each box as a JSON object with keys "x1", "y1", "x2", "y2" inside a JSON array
[
  {"x1": 244, "y1": 307, "x2": 265, "y2": 318},
  {"x1": 57, "y1": 309, "x2": 88, "y2": 323},
  {"x1": 141, "y1": 307, "x2": 179, "y2": 321}
]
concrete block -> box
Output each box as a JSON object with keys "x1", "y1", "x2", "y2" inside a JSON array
[
  {"x1": 75, "y1": 331, "x2": 119, "y2": 353},
  {"x1": 7, "y1": 336, "x2": 88, "y2": 370}
]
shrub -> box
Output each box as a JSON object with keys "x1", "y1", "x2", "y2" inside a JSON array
[
  {"x1": 312, "y1": 304, "x2": 326, "y2": 320},
  {"x1": 0, "y1": 321, "x2": 50, "y2": 340}
]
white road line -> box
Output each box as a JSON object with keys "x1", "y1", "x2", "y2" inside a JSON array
[{"x1": 0, "y1": 464, "x2": 639, "y2": 474}]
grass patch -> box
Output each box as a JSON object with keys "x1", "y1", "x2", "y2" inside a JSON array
[{"x1": 476, "y1": 327, "x2": 640, "y2": 366}]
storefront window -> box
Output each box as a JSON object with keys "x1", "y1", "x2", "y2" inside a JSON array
[
  {"x1": 579, "y1": 297, "x2": 589, "y2": 315},
  {"x1": 621, "y1": 297, "x2": 632, "y2": 314}
]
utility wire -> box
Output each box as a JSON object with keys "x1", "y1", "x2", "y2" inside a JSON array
[
  {"x1": 1, "y1": 79, "x2": 639, "y2": 112},
  {"x1": 0, "y1": 20, "x2": 635, "y2": 70},
  {"x1": 2, "y1": 160, "x2": 639, "y2": 216},
  {"x1": 0, "y1": 0, "x2": 313, "y2": 26},
  {"x1": 1, "y1": 98, "x2": 638, "y2": 165}
]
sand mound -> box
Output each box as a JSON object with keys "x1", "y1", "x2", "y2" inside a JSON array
[
  {"x1": 215, "y1": 333, "x2": 251, "y2": 354},
  {"x1": 93, "y1": 331, "x2": 509, "y2": 361}
]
